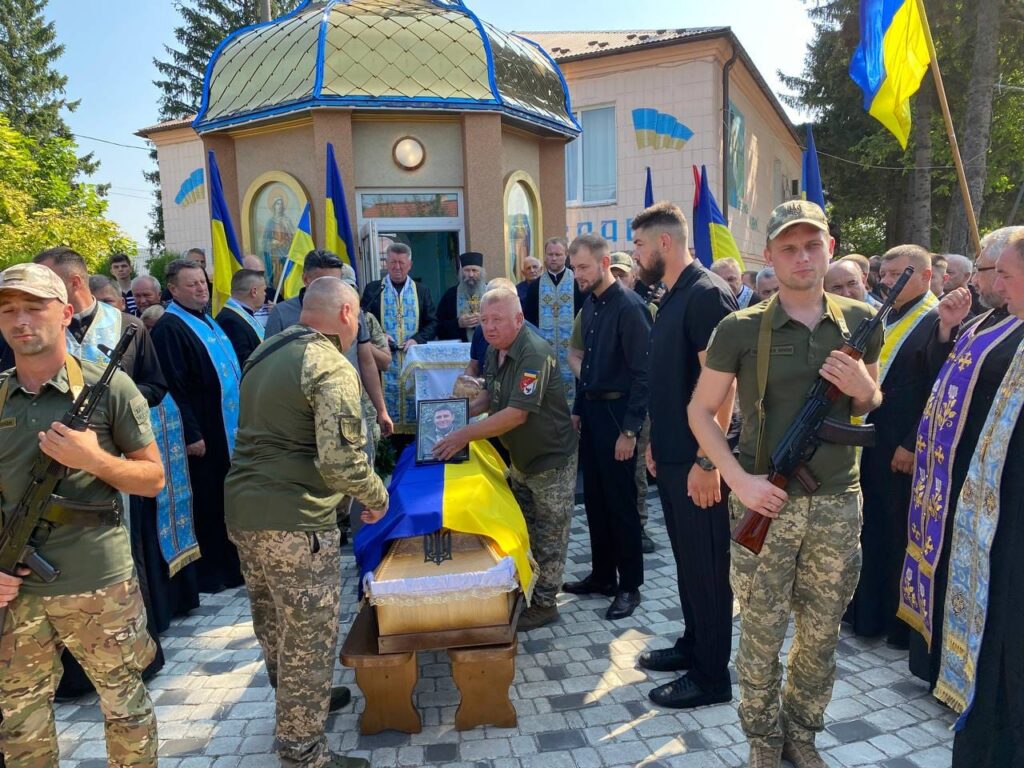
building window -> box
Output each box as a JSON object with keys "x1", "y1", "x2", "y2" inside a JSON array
[{"x1": 565, "y1": 106, "x2": 616, "y2": 205}]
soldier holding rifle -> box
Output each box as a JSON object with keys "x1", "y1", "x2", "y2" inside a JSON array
[
  {"x1": 688, "y1": 201, "x2": 883, "y2": 768},
  {"x1": 0, "y1": 263, "x2": 165, "y2": 767}
]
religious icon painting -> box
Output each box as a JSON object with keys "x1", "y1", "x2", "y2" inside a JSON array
[{"x1": 416, "y1": 397, "x2": 470, "y2": 465}]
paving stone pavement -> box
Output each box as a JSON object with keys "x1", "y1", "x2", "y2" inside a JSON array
[{"x1": 54, "y1": 496, "x2": 955, "y2": 767}]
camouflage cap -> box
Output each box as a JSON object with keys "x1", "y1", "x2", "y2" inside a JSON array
[
  {"x1": 0, "y1": 263, "x2": 68, "y2": 303},
  {"x1": 340, "y1": 263, "x2": 357, "y2": 288},
  {"x1": 766, "y1": 200, "x2": 829, "y2": 241},
  {"x1": 609, "y1": 252, "x2": 634, "y2": 273}
]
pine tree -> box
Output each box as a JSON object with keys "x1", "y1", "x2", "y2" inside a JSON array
[{"x1": 0, "y1": 0, "x2": 97, "y2": 174}]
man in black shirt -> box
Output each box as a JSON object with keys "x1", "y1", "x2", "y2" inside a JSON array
[
  {"x1": 632, "y1": 202, "x2": 737, "y2": 709},
  {"x1": 561, "y1": 234, "x2": 651, "y2": 620}
]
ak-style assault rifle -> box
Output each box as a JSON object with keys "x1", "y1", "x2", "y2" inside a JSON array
[
  {"x1": 0, "y1": 325, "x2": 137, "y2": 633},
  {"x1": 731, "y1": 267, "x2": 915, "y2": 554}
]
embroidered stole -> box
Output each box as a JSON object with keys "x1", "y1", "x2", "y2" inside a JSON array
[
  {"x1": 538, "y1": 270, "x2": 576, "y2": 407},
  {"x1": 166, "y1": 302, "x2": 242, "y2": 455},
  {"x1": 935, "y1": 334, "x2": 1024, "y2": 728},
  {"x1": 897, "y1": 312, "x2": 1023, "y2": 644},
  {"x1": 381, "y1": 278, "x2": 420, "y2": 431},
  {"x1": 224, "y1": 298, "x2": 265, "y2": 342},
  {"x1": 66, "y1": 301, "x2": 122, "y2": 362},
  {"x1": 878, "y1": 293, "x2": 938, "y2": 384},
  {"x1": 456, "y1": 284, "x2": 483, "y2": 340}
]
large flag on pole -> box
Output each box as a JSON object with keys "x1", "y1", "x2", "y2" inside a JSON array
[
  {"x1": 207, "y1": 150, "x2": 243, "y2": 314},
  {"x1": 692, "y1": 165, "x2": 743, "y2": 269},
  {"x1": 644, "y1": 167, "x2": 654, "y2": 208},
  {"x1": 849, "y1": 0, "x2": 931, "y2": 148},
  {"x1": 802, "y1": 125, "x2": 826, "y2": 210},
  {"x1": 276, "y1": 203, "x2": 314, "y2": 302},
  {"x1": 325, "y1": 142, "x2": 357, "y2": 281}
]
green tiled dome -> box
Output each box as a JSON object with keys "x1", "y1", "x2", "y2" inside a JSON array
[{"x1": 193, "y1": 0, "x2": 579, "y2": 136}]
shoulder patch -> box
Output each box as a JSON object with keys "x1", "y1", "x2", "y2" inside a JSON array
[
  {"x1": 130, "y1": 395, "x2": 150, "y2": 426},
  {"x1": 519, "y1": 370, "x2": 539, "y2": 396}
]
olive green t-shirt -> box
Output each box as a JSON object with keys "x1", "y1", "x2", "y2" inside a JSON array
[
  {"x1": 484, "y1": 325, "x2": 577, "y2": 474},
  {"x1": 704, "y1": 293, "x2": 882, "y2": 496},
  {"x1": 0, "y1": 360, "x2": 154, "y2": 596}
]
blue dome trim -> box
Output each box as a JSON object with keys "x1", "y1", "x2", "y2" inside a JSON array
[{"x1": 514, "y1": 33, "x2": 582, "y2": 135}]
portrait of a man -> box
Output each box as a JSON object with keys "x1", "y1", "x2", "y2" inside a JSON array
[{"x1": 416, "y1": 398, "x2": 469, "y2": 464}]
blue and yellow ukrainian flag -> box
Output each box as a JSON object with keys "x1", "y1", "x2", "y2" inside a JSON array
[
  {"x1": 277, "y1": 203, "x2": 314, "y2": 301},
  {"x1": 849, "y1": 0, "x2": 931, "y2": 148},
  {"x1": 207, "y1": 150, "x2": 243, "y2": 315},
  {"x1": 325, "y1": 142, "x2": 357, "y2": 281},
  {"x1": 802, "y1": 124, "x2": 826, "y2": 210},
  {"x1": 692, "y1": 165, "x2": 743, "y2": 270}
]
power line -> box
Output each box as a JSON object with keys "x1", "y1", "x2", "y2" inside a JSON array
[{"x1": 72, "y1": 133, "x2": 151, "y2": 152}]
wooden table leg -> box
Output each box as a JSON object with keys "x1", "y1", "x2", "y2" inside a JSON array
[
  {"x1": 448, "y1": 641, "x2": 517, "y2": 731},
  {"x1": 353, "y1": 653, "x2": 421, "y2": 735}
]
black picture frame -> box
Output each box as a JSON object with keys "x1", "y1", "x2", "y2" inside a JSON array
[{"x1": 415, "y1": 397, "x2": 470, "y2": 465}]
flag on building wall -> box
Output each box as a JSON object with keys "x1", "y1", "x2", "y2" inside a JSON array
[
  {"x1": 692, "y1": 165, "x2": 743, "y2": 269},
  {"x1": 802, "y1": 124, "x2": 826, "y2": 210},
  {"x1": 644, "y1": 167, "x2": 654, "y2": 208},
  {"x1": 277, "y1": 203, "x2": 314, "y2": 301},
  {"x1": 325, "y1": 142, "x2": 357, "y2": 281},
  {"x1": 849, "y1": 0, "x2": 931, "y2": 148},
  {"x1": 207, "y1": 150, "x2": 243, "y2": 315}
]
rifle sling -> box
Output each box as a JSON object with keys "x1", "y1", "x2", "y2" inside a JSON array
[
  {"x1": 754, "y1": 293, "x2": 850, "y2": 473},
  {"x1": 42, "y1": 495, "x2": 122, "y2": 528},
  {"x1": 242, "y1": 327, "x2": 318, "y2": 380}
]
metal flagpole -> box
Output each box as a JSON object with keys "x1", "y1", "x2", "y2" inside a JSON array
[{"x1": 914, "y1": 0, "x2": 983, "y2": 257}]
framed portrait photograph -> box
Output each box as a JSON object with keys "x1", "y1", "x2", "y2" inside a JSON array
[{"x1": 416, "y1": 398, "x2": 469, "y2": 465}]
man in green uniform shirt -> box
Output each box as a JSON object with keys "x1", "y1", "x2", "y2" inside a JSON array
[
  {"x1": 432, "y1": 287, "x2": 577, "y2": 630},
  {"x1": 225, "y1": 277, "x2": 388, "y2": 768},
  {"x1": 688, "y1": 202, "x2": 883, "y2": 768},
  {"x1": 0, "y1": 263, "x2": 166, "y2": 768}
]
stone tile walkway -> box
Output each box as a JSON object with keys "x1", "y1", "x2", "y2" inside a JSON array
[{"x1": 55, "y1": 498, "x2": 954, "y2": 767}]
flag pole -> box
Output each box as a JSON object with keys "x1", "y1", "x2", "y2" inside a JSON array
[
  {"x1": 273, "y1": 264, "x2": 288, "y2": 304},
  {"x1": 914, "y1": 0, "x2": 982, "y2": 257}
]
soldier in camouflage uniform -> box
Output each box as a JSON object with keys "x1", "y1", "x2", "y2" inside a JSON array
[
  {"x1": 225, "y1": 277, "x2": 389, "y2": 768},
  {"x1": 431, "y1": 287, "x2": 577, "y2": 631},
  {"x1": 688, "y1": 202, "x2": 884, "y2": 768},
  {"x1": 0, "y1": 264, "x2": 166, "y2": 768}
]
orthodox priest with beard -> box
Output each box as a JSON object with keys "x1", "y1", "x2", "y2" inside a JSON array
[{"x1": 436, "y1": 252, "x2": 486, "y2": 341}]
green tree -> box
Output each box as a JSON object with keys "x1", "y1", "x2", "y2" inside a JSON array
[
  {"x1": 0, "y1": 116, "x2": 132, "y2": 269},
  {"x1": 0, "y1": 0, "x2": 97, "y2": 174}
]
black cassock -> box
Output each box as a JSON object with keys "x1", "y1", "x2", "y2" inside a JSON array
[
  {"x1": 909, "y1": 309, "x2": 1024, "y2": 687},
  {"x1": 215, "y1": 306, "x2": 262, "y2": 365},
  {"x1": 151, "y1": 303, "x2": 243, "y2": 594},
  {"x1": 436, "y1": 285, "x2": 472, "y2": 342},
  {"x1": 846, "y1": 298, "x2": 947, "y2": 644},
  {"x1": 952, "y1": 402, "x2": 1024, "y2": 767}
]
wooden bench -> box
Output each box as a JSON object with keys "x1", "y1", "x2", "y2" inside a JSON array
[
  {"x1": 447, "y1": 637, "x2": 518, "y2": 731},
  {"x1": 340, "y1": 604, "x2": 421, "y2": 735}
]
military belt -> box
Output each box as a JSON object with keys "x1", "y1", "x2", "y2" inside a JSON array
[{"x1": 42, "y1": 495, "x2": 122, "y2": 528}]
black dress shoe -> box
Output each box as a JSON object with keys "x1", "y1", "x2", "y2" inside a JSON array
[
  {"x1": 605, "y1": 589, "x2": 641, "y2": 619},
  {"x1": 649, "y1": 674, "x2": 731, "y2": 709},
  {"x1": 328, "y1": 686, "x2": 352, "y2": 712},
  {"x1": 562, "y1": 576, "x2": 617, "y2": 597},
  {"x1": 637, "y1": 646, "x2": 692, "y2": 672}
]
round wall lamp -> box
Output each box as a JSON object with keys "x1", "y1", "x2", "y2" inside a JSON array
[{"x1": 392, "y1": 136, "x2": 425, "y2": 171}]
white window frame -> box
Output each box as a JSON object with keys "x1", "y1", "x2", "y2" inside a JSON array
[{"x1": 565, "y1": 105, "x2": 617, "y2": 207}]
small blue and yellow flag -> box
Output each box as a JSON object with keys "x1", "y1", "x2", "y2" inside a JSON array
[
  {"x1": 277, "y1": 203, "x2": 314, "y2": 301},
  {"x1": 849, "y1": 0, "x2": 931, "y2": 148},
  {"x1": 692, "y1": 165, "x2": 743, "y2": 270},
  {"x1": 802, "y1": 124, "x2": 826, "y2": 210},
  {"x1": 207, "y1": 150, "x2": 243, "y2": 315},
  {"x1": 325, "y1": 142, "x2": 357, "y2": 281}
]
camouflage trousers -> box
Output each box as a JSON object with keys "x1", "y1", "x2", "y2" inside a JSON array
[
  {"x1": 0, "y1": 578, "x2": 157, "y2": 768},
  {"x1": 229, "y1": 528, "x2": 342, "y2": 768},
  {"x1": 509, "y1": 455, "x2": 578, "y2": 608},
  {"x1": 636, "y1": 418, "x2": 651, "y2": 529},
  {"x1": 729, "y1": 492, "x2": 862, "y2": 749}
]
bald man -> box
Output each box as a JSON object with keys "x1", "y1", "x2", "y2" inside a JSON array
[
  {"x1": 225, "y1": 277, "x2": 388, "y2": 768},
  {"x1": 825, "y1": 260, "x2": 873, "y2": 305}
]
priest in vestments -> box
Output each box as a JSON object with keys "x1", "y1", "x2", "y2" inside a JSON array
[
  {"x1": 898, "y1": 228, "x2": 1024, "y2": 689},
  {"x1": 215, "y1": 269, "x2": 266, "y2": 365},
  {"x1": 361, "y1": 243, "x2": 437, "y2": 433},
  {"x1": 521, "y1": 236, "x2": 583, "y2": 407},
  {"x1": 152, "y1": 259, "x2": 243, "y2": 593},
  {"x1": 436, "y1": 251, "x2": 485, "y2": 341},
  {"x1": 846, "y1": 245, "x2": 947, "y2": 645},
  {"x1": 935, "y1": 229, "x2": 1024, "y2": 767}
]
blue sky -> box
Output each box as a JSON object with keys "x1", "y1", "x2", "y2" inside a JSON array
[{"x1": 46, "y1": 0, "x2": 814, "y2": 249}]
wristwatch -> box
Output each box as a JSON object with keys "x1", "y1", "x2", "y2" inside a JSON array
[
  {"x1": 622, "y1": 429, "x2": 637, "y2": 440},
  {"x1": 696, "y1": 456, "x2": 716, "y2": 472}
]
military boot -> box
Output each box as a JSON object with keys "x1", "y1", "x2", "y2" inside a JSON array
[
  {"x1": 782, "y1": 739, "x2": 826, "y2": 768},
  {"x1": 748, "y1": 744, "x2": 782, "y2": 768},
  {"x1": 324, "y1": 753, "x2": 370, "y2": 768},
  {"x1": 518, "y1": 604, "x2": 559, "y2": 631}
]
